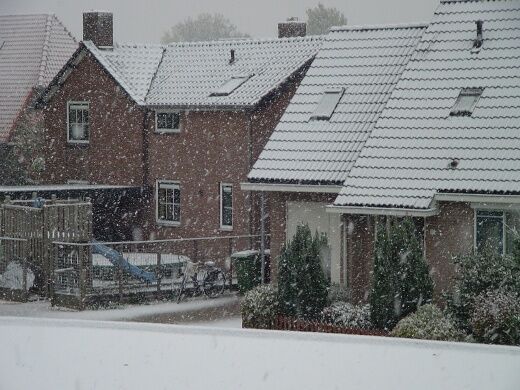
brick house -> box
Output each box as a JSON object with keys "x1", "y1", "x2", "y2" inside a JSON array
[
  {"x1": 0, "y1": 14, "x2": 77, "y2": 184},
  {"x1": 249, "y1": 0, "x2": 520, "y2": 302},
  {"x1": 40, "y1": 12, "x2": 322, "y2": 242},
  {"x1": 244, "y1": 23, "x2": 427, "y2": 300}
]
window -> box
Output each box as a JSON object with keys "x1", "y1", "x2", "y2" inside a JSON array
[
  {"x1": 220, "y1": 183, "x2": 233, "y2": 229},
  {"x1": 450, "y1": 88, "x2": 483, "y2": 116},
  {"x1": 210, "y1": 74, "x2": 251, "y2": 96},
  {"x1": 67, "y1": 102, "x2": 89, "y2": 143},
  {"x1": 475, "y1": 210, "x2": 505, "y2": 255},
  {"x1": 310, "y1": 88, "x2": 344, "y2": 121},
  {"x1": 156, "y1": 112, "x2": 181, "y2": 133},
  {"x1": 156, "y1": 181, "x2": 181, "y2": 225}
]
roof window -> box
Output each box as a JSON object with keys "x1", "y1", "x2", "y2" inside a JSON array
[
  {"x1": 450, "y1": 88, "x2": 483, "y2": 117},
  {"x1": 310, "y1": 88, "x2": 344, "y2": 121},
  {"x1": 210, "y1": 74, "x2": 252, "y2": 97}
]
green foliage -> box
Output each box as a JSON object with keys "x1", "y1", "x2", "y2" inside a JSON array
[
  {"x1": 470, "y1": 289, "x2": 520, "y2": 345},
  {"x1": 0, "y1": 144, "x2": 29, "y2": 185},
  {"x1": 241, "y1": 285, "x2": 278, "y2": 329},
  {"x1": 235, "y1": 253, "x2": 261, "y2": 294},
  {"x1": 306, "y1": 3, "x2": 347, "y2": 35},
  {"x1": 322, "y1": 302, "x2": 372, "y2": 329},
  {"x1": 370, "y1": 218, "x2": 434, "y2": 330},
  {"x1": 278, "y1": 224, "x2": 329, "y2": 320},
  {"x1": 161, "y1": 13, "x2": 249, "y2": 43},
  {"x1": 327, "y1": 283, "x2": 350, "y2": 304},
  {"x1": 447, "y1": 251, "x2": 520, "y2": 330},
  {"x1": 391, "y1": 304, "x2": 464, "y2": 342}
]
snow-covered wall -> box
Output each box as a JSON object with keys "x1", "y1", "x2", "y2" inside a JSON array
[{"x1": 1, "y1": 317, "x2": 519, "y2": 390}]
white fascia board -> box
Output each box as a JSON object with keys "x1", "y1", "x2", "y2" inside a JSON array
[
  {"x1": 326, "y1": 204, "x2": 439, "y2": 217},
  {"x1": 435, "y1": 193, "x2": 520, "y2": 205},
  {"x1": 240, "y1": 182, "x2": 342, "y2": 194}
]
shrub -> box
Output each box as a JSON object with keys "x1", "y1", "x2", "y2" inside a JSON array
[
  {"x1": 241, "y1": 285, "x2": 278, "y2": 329},
  {"x1": 327, "y1": 283, "x2": 350, "y2": 304},
  {"x1": 391, "y1": 304, "x2": 464, "y2": 342},
  {"x1": 322, "y1": 302, "x2": 372, "y2": 329},
  {"x1": 370, "y1": 218, "x2": 434, "y2": 330},
  {"x1": 278, "y1": 225, "x2": 329, "y2": 320},
  {"x1": 447, "y1": 251, "x2": 520, "y2": 330},
  {"x1": 470, "y1": 289, "x2": 520, "y2": 345}
]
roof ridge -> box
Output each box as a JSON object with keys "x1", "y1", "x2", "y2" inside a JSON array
[
  {"x1": 165, "y1": 35, "x2": 322, "y2": 48},
  {"x1": 37, "y1": 14, "x2": 53, "y2": 86},
  {"x1": 330, "y1": 22, "x2": 429, "y2": 32}
]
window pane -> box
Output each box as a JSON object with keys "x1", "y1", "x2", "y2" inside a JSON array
[
  {"x1": 157, "y1": 113, "x2": 167, "y2": 129},
  {"x1": 69, "y1": 109, "x2": 76, "y2": 123},
  {"x1": 211, "y1": 76, "x2": 250, "y2": 96},
  {"x1": 450, "y1": 88, "x2": 483, "y2": 116},
  {"x1": 166, "y1": 113, "x2": 173, "y2": 129},
  {"x1": 223, "y1": 208, "x2": 232, "y2": 226},
  {"x1": 173, "y1": 205, "x2": 181, "y2": 222},
  {"x1": 223, "y1": 186, "x2": 232, "y2": 208},
  {"x1": 158, "y1": 204, "x2": 167, "y2": 220},
  {"x1": 172, "y1": 113, "x2": 180, "y2": 129},
  {"x1": 83, "y1": 109, "x2": 89, "y2": 124},
  {"x1": 166, "y1": 205, "x2": 173, "y2": 221},
  {"x1": 173, "y1": 188, "x2": 180, "y2": 204},
  {"x1": 476, "y1": 211, "x2": 504, "y2": 255},
  {"x1": 158, "y1": 187, "x2": 167, "y2": 205}
]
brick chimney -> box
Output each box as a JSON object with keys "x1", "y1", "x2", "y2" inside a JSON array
[
  {"x1": 278, "y1": 17, "x2": 306, "y2": 38},
  {"x1": 83, "y1": 11, "x2": 113, "y2": 48}
]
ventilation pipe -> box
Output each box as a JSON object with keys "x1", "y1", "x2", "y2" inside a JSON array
[{"x1": 474, "y1": 20, "x2": 483, "y2": 49}]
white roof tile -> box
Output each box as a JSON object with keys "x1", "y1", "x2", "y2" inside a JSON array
[
  {"x1": 335, "y1": 0, "x2": 520, "y2": 209},
  {"x1": 248, "y1": 23, "x2": 426, "y2": 184},
  {"x1": 0, "y1": 14, "x2": 77, "y2": 142}
]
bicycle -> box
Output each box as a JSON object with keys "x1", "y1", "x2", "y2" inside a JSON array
[{"x1": 177, "y1": 260, "x2": 226, "y2": 302}]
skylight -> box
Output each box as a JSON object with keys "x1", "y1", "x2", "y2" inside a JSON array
[
  {"x1": 450, "y1": 88, "x2": 483, "y2": 116},
  {"x1": 310, "y1": 88, "x2": 344, "y2": 121},
  {"x1": 210, "y1": 74, "x2": 252, "y2": 97}
]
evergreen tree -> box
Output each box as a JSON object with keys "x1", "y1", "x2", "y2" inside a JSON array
[
  {"x1": 278, "y1": 224, "x2": 328, "y2": 320},
  {"x1": 306, "y1": 3, "x2": 347, "y2": 35},
  {"x1": 370, "y1": 218, "x2": 433, "y2": 329}
]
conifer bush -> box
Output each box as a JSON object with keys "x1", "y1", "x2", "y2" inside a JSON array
[
  {"x1": 370, "y1": 217, "x2": 434, "y2": 330},
  {"x1": 322, "y1": 302, "x2": 372, "y2": 329},
  {"x1": 278, "y1": 224, "x2": 329, "y2": 320}
]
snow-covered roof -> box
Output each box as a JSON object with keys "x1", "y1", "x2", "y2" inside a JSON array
[
  {"x1": 247, "y1": 23, "x2": 427, "y2": 184},
  {"x1": 76, "y1": 37, "x2": 322, "y2": 108},
  {"x1": 0, "y1": 14, "x2": 77, "y2": 143},
  {"x1": 334, "y1": 0, "x2": 520, "y2": 209}
]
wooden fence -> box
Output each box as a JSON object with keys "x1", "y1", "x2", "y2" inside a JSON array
[
  {"x1": 0, "y1": 197, "x2": 92, "y2": 297},
  {"x1": 272, "y1": 315, "x2": 389, "y2": 337}
]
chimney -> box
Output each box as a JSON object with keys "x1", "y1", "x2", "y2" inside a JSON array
[
  {"x1": 473, "y1": 20, "x2": 483, "y2": 49},
  {"x1": 278, "y1": 17, "x2": 306, "y2": 38},
  {"x1": 83, "y1": 11, "x2": 113, "y2": 48}
]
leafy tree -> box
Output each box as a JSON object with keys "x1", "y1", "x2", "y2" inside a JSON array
[
  {"x1": 161, "y1": 13, "x2": 249, "y2": 43},
  {"x1": 278, "y1": 224, "x2": 328, "y2": 320},
  {"x1": 306, "y1": 3, "x2": 347, "y2": 35},
  {"x1": 370, "y1": 217, "x2": 433, "y2": 330}
]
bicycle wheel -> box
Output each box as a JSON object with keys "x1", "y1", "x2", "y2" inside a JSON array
[{"x1": 202, "y1": 269, "x2": 226, "y2": 298}]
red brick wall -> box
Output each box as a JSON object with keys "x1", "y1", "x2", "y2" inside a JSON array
[
  {"x1": 42, "y1": 52, "x2": 146, "y2": 186},
  {"x1": 425, "y1": 201, "x2": 474, "y2": 300}
]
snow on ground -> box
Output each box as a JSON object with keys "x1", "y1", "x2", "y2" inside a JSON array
[
  {"x1": 1, "y1": 316, "x2": 519, "y2": 390},
  {"x1": 0, "y1": 295, "x2": 240, "y2": 324}
]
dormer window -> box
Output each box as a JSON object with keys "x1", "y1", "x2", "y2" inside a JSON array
[
  {"x1": 310, "y1": 88, "x2": 344, "y2": 121},
  {"x1": 450, "y1": 88, "x2": 483, "y2": 117},
  {"x1": 210, "y1": 74, "x2": 252, "y2": 97},
  {"x1": 156, "y1": 111, "x2": 181, "y2": 133}
]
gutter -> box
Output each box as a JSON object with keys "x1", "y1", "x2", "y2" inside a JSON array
[
  {"x1": 240, "y1": 182, "x2": 342, "y2": 194},
  {"x1": 435, "y1": 193, "x2": 520, "y2": 205},
  {"x1": 325, "y1": 204, "x2": 439, "y2": 217}
]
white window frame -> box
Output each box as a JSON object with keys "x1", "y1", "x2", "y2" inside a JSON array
[
  {"x1": 155, "y1": 110, "x2": 182, "y2": 133},
  {"x1": 67, "y1": 101, "x2": 90, "y2": 144},
  {"x1": 220, "y1": 183, "x2": 233, "y2": 230},
  {"x1": 156, "y1": 180, "x2": 181, "y2": 226},
  {"x1": 474, "y1": 208, "x2": 506, "y2": 255}
]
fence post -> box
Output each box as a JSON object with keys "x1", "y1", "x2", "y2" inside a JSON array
[{"x1": 78, "y1": 245, "x2": 86, "y2": 310}]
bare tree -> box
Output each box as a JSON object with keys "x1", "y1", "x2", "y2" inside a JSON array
[
  {"x1": 161, "y1": 13, "x2": 250, "y2": 43},
  {"x1": 306, "y1": 3, "x2": 347, "y2": 35}
]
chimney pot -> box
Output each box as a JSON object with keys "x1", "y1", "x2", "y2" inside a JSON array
[
  {"x1": 278, "y1": 17, "x2": 306, "y2": 38},
  {"x1": 474, "y1": 20, "x2": 483, "y2": 49},
  {"x1": 83, "y1": 11, "x2": 113, "y2": 48}
]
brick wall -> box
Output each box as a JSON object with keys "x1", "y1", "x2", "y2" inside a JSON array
[
  {"x1": 42, "y1": 52, "x2": 147, "y2": 186},
  {"x1": 425, "y1": 201, "x2": 474, "y2": 300}
]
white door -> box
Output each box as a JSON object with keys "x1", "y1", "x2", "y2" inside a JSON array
[{"x1": 286, "y1": 201, "x2": 341, "y2": 284}]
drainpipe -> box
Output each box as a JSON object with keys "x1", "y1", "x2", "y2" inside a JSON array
[{"x1": 260, "y1": 191, "x2": 266, "y2": 284}]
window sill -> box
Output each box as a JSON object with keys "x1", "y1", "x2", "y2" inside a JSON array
[
  {"x1": 67, "y1": 141, "x2": 89, "y2": 148},
  {"x1": 156, "y1": 220, "x2": 181, "y2": 227},
  {"x1": 220, "y1": 226, "x2": 233, "y2": 232},
  {"x1": 155, "y1": 129, "x2": 181, "y2": 134}
]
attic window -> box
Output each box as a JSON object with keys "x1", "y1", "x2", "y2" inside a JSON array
[
  {"x1": 450, "y1": 88, "x2": 483, "y2": 116},
  {"x1": 310, "y1": 88, "x2": 344, "y2": 121},
  {"x1": 210, "y1": 74, "x2": 252, "y2": 97}
]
